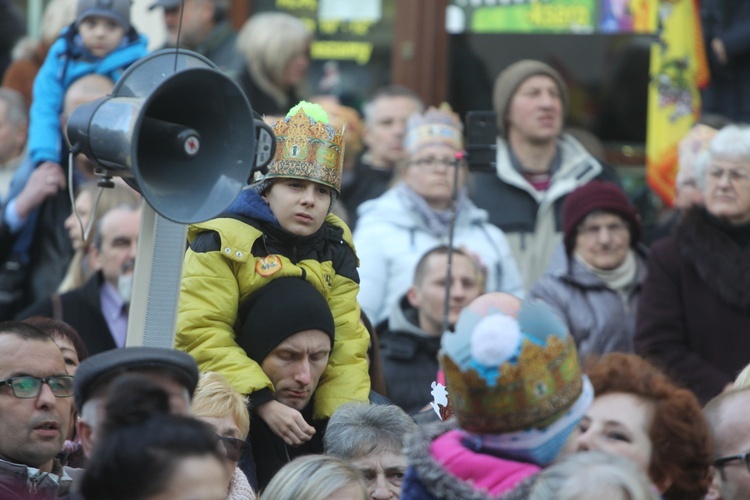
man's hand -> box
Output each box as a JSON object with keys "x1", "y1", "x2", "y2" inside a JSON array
[
  {"x1": 14, "y1": 162, "x2": 66, "y2": 219},
  {"x1": 256, "y1": 399, "x2": 316, "y2": 446},
  {"x1": 712, "y1": 38, "x2": 728, "y2": 65}
]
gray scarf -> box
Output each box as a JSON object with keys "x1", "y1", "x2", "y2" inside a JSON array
[{"x1": 396, "y1": 183, "x2": 470, "y2": 239}]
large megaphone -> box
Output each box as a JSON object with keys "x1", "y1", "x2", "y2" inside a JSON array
[{"x1": 67, "y1": 49, "x2": 256, "y2": 224}]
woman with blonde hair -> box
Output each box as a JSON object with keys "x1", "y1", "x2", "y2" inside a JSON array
[
  {"x1": 235, "y1": 12, "x2": 312, "y2": 117},
  {"x1": 260, "y1": 455, "x2": 367, "y2": 500},
  {"x1": 192, "y1": 372, "x2": 255, "y2": 500}
]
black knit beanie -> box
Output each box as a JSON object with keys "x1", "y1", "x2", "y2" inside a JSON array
[{"x1": 237, "y1": 278, "x2": 335, "y2": 362}]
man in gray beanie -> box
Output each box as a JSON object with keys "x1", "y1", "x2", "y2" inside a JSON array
[{"x1": 471, "y1": 59, "x2": 621, "y2": 290}]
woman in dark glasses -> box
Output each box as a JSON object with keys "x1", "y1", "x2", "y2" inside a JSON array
[{"x1": 192, "y1": 371, "x2": 256, "y2": 500}]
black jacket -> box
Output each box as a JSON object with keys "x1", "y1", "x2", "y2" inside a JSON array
[
  {"x1": 16, "y1": 271, "x2": 116, "y2": 356},
  {"x1": 378, "y1": 295, "x2": 441, "y2": 415},
  {"x1": 248, "y1": 403, "x2": 325, "y2": 491}
]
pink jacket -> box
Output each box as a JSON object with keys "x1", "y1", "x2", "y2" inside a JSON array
[{"x1": 430, "y1": 430, "x2": 540, "y2": 496}]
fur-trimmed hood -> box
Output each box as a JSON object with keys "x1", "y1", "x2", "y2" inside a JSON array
[
  {"x1": 401, "y1": 420, "x2": 539, "y2": 500},
  {"x1": 676, "y1": 207, "x2": 750, "y2": 312}
]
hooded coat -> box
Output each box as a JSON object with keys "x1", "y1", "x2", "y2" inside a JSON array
[
  {"x1": 401, "y1": 420, "x2": 540, "y2": 500},
  {"x1": 175, "y1": 189, "x2": 370, "y2": 420},
  {"x1": 353, "y1": 185, "x2": 524, "y2": 325},
  {"x1": 29, "y1": 26, "x2": 148, "y2": 165},
  {"x1": 378, "y1": 295, "x2": 442, "y2": 415},
  {"x1": 470, "y1": 134, "x2": 620, "y2": 290}
]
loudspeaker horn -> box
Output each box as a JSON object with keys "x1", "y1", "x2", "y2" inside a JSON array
[{"x1": 67, "y1": 49, "x2": 256, "y2": 224}]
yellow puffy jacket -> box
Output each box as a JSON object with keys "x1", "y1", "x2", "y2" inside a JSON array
[{"x1": 175, "y1": 212, "x2": 370, "y2": 420}]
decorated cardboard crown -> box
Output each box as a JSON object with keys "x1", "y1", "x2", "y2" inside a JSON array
[
  {"x1": 265, "y1": 102, "x2": 345, "y2": 193},
  {"x1": 440, "y1": 297, "x2": 583, "y2": 434},
  {"x1": 404, "y1": 103, "x2": 464, "y2": 156}
]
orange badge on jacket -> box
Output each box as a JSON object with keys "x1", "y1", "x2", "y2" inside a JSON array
[{"x1": 255, "y1": 255, "x2": 283, "y2": 277}]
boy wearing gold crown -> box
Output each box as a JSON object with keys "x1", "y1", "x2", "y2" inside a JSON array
[{"x1": 175, "y1": 102, "x2": 370, "y2": 454}]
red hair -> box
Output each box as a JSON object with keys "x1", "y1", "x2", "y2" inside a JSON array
[{"x1": 586, "y1": 353, "x2": 712, "y2": 500}]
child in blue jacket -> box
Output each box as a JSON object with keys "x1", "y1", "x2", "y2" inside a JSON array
[{"x1": 28, "y1": 0, "x2": 147, "y2": 171}]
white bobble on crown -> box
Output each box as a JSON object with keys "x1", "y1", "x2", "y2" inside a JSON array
[{"x1": 471, "y1": 314, "x2": 522, "y2": 367}]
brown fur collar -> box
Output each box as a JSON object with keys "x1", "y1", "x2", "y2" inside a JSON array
[{"x1": 676, "y1": 208, "x2": 750, "y2": 312}]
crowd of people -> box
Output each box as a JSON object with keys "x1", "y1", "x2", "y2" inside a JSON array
[{"x1": 1, "y1": 0, "x2": 750, "y2": 499}]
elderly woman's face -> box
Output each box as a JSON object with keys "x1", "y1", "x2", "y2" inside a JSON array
[
  {"x1": 704, "y1": 157, "x2": 750, "y2": 225},
  {"x1": 350, "y1": 448, "x2": 407, "y2": 499},
  {"x1": 573, "y1": 392, "x2": 654, "y2": 476},
  {"x1": 403, "y1": 144, "x2": 465, "y2": 210},
  {"x1": 574, "y1": 212, "x2": 630, "y2": 270},
  {"x1": 197, "y1": 414, "x2": 242, "y2": 486}
]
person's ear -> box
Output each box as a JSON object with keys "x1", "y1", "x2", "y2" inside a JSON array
[
  {"x1": 88, "y1": 244, "x2": 102, "y2": 270},
  {"x1": 77, "y1": 418, "x2": 96, "y2": 458},
  {"x1": 406, "y1": 286, "x2": 420, "y2": 309},
  {"x1": 704, "y1": 466, "x2": 724, "y2": 500},
  {"x1": 654, "y1": 474, "x2": 674, "y2": 497},
  {"x1": 362, "y1": 124, "x2": 374, "y2": 149}
]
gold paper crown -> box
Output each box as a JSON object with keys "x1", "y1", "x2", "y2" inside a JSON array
[
  {"x1": 404, "y1": 103, "x2": 463, "y2": 155},
  {"x1": 266, "y1": 107, "x2": 345, "y2": 193},
  {"x1": 442, "y1": 332, "x2": 583, "y2": 434}
]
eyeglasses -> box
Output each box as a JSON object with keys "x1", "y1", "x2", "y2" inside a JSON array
[
  {"x1": 707, "y1": 167, "x2": 750, "y2": 184},
  {"x1": 577, "y1": 221, "x2": 629, "y2": 239},
  {"x1": 408, "y1": 157, "x2": 460, "y2": 169},
  {"x1": 714, "y1": 452, "x2": 750, "y2": 473},
  {"x1": 0, "y1": 376, "x2": 74, "y2": 399},
  {"x1": 216, "y1": 435, "x2": 250, "y2": 462}
]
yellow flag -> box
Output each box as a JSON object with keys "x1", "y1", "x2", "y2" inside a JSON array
[{"x1": 646, "y1": 0, "x2": 709, "y2": 206}]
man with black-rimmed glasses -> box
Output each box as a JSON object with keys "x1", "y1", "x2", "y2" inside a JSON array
[
  {"x1": 0, "y1": 320, "x2": 73, "y2": 498},
  {"x1": 705, "y1": 388, "x2": 750, "y2": 500}
]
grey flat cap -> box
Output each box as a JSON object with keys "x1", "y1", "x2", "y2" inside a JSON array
[
  {"x1": 74, "y1": 347, "x2": 199, "y2": 411},
  {"x1": 149, "y1": 0, "x2": 180, "y2": 10}
]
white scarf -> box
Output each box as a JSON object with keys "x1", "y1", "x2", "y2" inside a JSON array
[{"x1": 575, "y1": 249, "x2": 637, "y2": 295}]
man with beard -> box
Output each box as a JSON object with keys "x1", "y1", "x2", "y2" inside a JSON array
[{"x1": 17, "y1": 203, "x2": 141, "y2": 355}]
